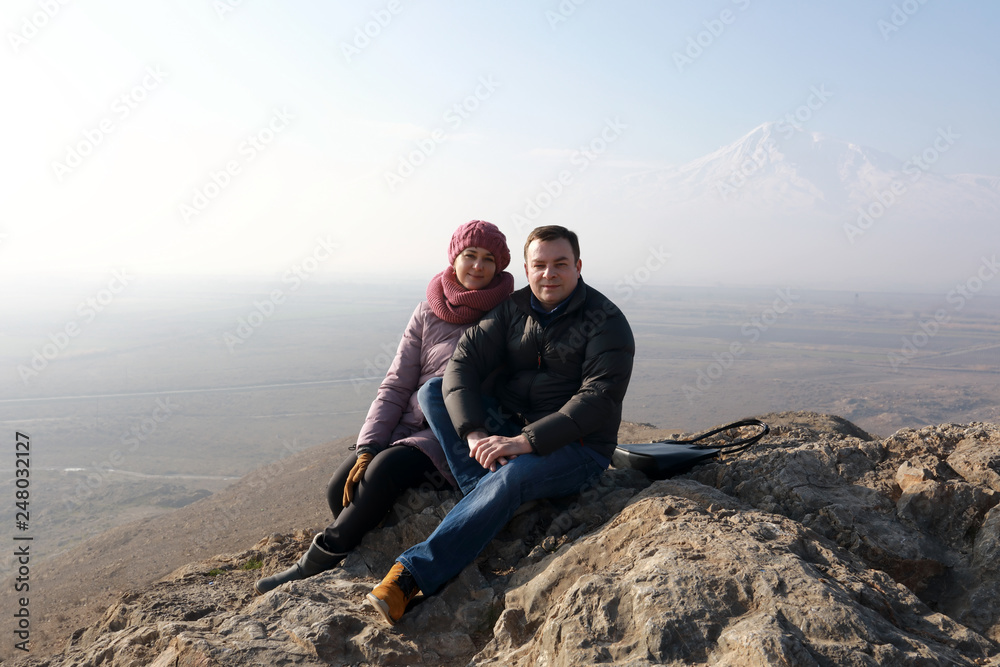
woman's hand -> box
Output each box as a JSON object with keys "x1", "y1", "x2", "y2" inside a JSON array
[
  {"x1": 468, "y1": 434, "x2": 532, "y2": 472},
  {"x1": 342, "y1": 452, "x2": 373, "y2": 506}
]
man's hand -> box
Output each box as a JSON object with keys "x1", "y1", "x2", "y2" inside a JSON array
[{"x1": 468, "y1": 433, "x2": 532, "y2": 472}]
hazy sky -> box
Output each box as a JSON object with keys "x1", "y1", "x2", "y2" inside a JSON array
[{"x1": 3, "y1": 0, "x2": 998, "y2": 292}]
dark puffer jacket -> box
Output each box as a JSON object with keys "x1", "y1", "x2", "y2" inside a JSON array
[{"x1": 442, "y1": 279, "x2": 635, "y2": 460}]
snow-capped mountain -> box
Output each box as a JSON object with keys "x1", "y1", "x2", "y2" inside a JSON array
[
  {"x1": 601, "y1": 123, "x2": 999, "y2": 292},
  {"x1": 625, "y1": 122, "x2": 1000, "y2": 219}
]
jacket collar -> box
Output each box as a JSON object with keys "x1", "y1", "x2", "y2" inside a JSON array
[{"x1": 514, "y1": 278, "x2": 588, "y2": 324}]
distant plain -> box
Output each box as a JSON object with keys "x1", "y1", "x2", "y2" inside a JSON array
[{"x1": 1, "y1": 277, "x2": 998, "y2": 575}]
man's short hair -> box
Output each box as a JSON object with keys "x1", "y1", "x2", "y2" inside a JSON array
[{"x1": 523, "y1": 226, "x2": 580, "y2": 262}]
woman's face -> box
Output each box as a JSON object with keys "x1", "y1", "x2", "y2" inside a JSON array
[{"x1": 453, "y1": 246, "x2": 497, "y2": 290}]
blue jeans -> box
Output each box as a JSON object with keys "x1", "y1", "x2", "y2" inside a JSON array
[
  {"x1": 417, "y1": 377, "x2": 523, "y2": 495},
  {"x1": 401, "y1": 377, "x2": 604, "y2": 594}
]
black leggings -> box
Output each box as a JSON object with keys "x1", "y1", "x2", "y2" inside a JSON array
[{"x1": 322, "y1": 445, "x2": 449, "y2": 554}]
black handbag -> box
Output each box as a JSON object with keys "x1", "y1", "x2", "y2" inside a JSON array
[{"x1": 612, "y1": 419, "x2": 769, "y2": 480}]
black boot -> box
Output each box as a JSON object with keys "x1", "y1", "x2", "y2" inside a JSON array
[{"x1": 254, "y1": 533, "x2": 345, "y2": 595}]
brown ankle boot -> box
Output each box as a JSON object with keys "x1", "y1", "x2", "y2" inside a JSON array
[{"x1": 366, "y1": 562, "x2": 420, "y2": 625}]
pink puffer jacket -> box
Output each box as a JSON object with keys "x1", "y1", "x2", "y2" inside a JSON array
[{"x1": 355, "y1": 301, "x2": 470, "y2": 487}]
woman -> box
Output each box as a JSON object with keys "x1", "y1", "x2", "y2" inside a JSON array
[{"x1": 255, "y1": 220, "x2": 514, "y2": 594}]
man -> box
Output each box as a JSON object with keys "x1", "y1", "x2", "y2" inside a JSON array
[{"x1": 366, "y1": 225, "x2": 635, "y2": 625}]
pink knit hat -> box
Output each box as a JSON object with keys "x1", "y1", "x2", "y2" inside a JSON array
[{"x1": 448, "y1": 220, "x2": 511, "y2": 271}]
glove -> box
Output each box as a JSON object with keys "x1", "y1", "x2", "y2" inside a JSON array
[{"x1": 342, "y1": 452, "x2": 373, "y2": 507}]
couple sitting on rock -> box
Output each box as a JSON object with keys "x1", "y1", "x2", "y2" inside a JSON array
[{"x1": 254, "y1": 221, "x2": 635, "y2": 626}]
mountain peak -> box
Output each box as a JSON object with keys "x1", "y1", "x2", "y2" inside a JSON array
[{"x1": 629, "y1": 122, "x2": 999, "y2": 212}]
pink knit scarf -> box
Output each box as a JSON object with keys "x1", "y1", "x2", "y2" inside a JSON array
[{"x1": 426, "y1": 267, "x2": 514, "y2": 324}]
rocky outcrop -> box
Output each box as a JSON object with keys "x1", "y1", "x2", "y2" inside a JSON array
[{"x1": 14, "y1": 413, "x2": 1000, "y2": 666}]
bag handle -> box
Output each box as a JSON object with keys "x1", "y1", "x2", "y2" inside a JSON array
[{"x1": 657, "y1": 418, "x2": 769, "y2": 456}]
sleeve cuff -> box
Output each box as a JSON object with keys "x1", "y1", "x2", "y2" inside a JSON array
[{"x1": 355, "y1": 445, "x2": 379, "y2": 457}]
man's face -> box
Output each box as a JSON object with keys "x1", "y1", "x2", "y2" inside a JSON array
[{"x1": 524, "y1": 238, "x2": 582, "y2": 311}]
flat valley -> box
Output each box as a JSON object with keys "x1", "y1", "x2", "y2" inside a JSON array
[{"x1": 2, "y1": 278, "x2": 998, "y2": 578}]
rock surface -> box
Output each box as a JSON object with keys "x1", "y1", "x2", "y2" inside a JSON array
[{"x1": 12, "y1": 413, "x2": 1000, "y2": 666}]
